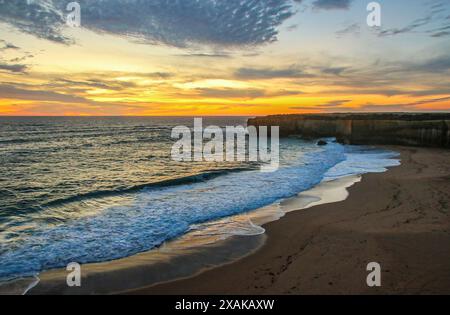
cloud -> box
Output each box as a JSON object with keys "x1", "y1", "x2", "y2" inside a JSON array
[
  {"x1": 432, "y1": 33, "x2": 450, "y2": 38},
  {"x1": 234, "y1": 66, "x2": 313, "y2": 79},
  {"x1": 0, "y1": 39, "x2": 30, "y2": 73},
  {"x1": 49, "y1": 78, "x2": 137, "y2": 91},
  {"x1": 321, "y1": 66, "x2": 348, "y2": 76},
  {"x1": 378, "y1": 16, "x2": 433, "y2": 37},
  {"x1": 358, "y1": 104, "x2": 414, "y2": 111},
  {"x1": 0, "y1": 0, "x2": 301, "y2": 47},
  {"x1": 193, "y1": 87, "x2": 303, "y2": 99},
  {"x1": 0, "y1": 0, "x2": 70, "y2": 43},
  {"x1": 0, "y1": 82, "x2": 149, "y2": 114},
  {"x1": 319, "y1": 99, "x2": 351, "y2": 107},
  {"x1": 290, "y1": 99, "x2": 351, "y2": 110},
  {"x1": 409, "y1": 88, "x2": 450, "y2": 97},
  {"x1": 290, "y1": 96, "x2": 450, "y2": 113},
  {"x1": 0, "y1": 40, "x2": 20, "y2": 51},
  {"x1": 175, "y1": 53, "x2": 231, "y2": 58},
  {"x1": 312, "y1": 0, "x2": 353, "y2": 10},
  {"x1": 428, "y1": 14, "x2": 450, "y2": 37},
  {"x1": 358, "y1": 96, "x2": 450, "y2": 111},
  {"x1": 401, "y1": 55, "x2": 450, "y2": 74},
  {"x1": 313, "y1": 54, "x2": 450, "y2": 96},
  {"x1": 336, "y1": 23, "x2": 360, "y2": 37},
  {"x1": 0, "y1": 83, "x2": 92, "y2": 103},
  {"x1": 286, "y1": 24, "x2": 299, "y2": 31},
  {"x1": 321, "y1": 88, "x2": 407, "y2": 97},
  {"x1": 0, "y1": 63, "x2": 28, "y2": 74},
  {"x1": 194, "y1": 88, "x2": 266, "y2": 99},
  {"x1": 377, "y1": 1, "x2": 450, "y2": 38}
]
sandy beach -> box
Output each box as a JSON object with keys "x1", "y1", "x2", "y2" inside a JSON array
[{"x1": 129, "y1": 146, "x2": 450, "y2": 295}]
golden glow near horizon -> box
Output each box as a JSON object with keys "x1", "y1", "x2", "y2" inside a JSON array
[{"x1": 0, "y1": 1, "x2": 449, "y2": 116}]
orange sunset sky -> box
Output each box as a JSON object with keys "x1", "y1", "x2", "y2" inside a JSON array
[{"x1": 0, "y1": 0, "x2": 449, "y2": 116}]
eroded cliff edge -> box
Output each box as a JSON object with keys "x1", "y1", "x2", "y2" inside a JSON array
[{"x1": 247, "y1": 113, "x2": 450, "y2": 148}]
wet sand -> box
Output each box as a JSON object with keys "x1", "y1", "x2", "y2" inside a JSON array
[{"x1": 130, "y1": 146, "x2": 450, "y2": 295}]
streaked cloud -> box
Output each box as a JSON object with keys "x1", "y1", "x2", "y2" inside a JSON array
[
  {"x1": 336, "y1": 23, "x2": 360, "y2": 37},
  {"x1": 378, "y1": 16, "x2": 433, "y2": 37},
  {"x1": 193, "y1": 87, "x2": 303, "y2": 99},
  {"x1": 291, "y1": 96, "x2": 450, "y2": 113},
  {"x1": 321, "y1": 66, "x2": 348, "y2": 76},
  {"x1": 0, "y1": 83, "x2": 92, "y2": 103},
  {"x1": 357, "y1": 96, "x2": 450, "y2": 111},
  {"x1": 234, "y1": 66, "x2": 314, "y2": 80},
  {"x1": 0, "y1": 63, "x2": 28, "y2": 74},
  {"x1": 174, "y1": 53, "x2": 232, "y2": 59},
  {"x1": 290, "y1": 99, "x2": 351, "y2": 110},
  {"x1": 406, "y1": 55, "x2": 450, "y2": 73},
  {"x1": 312, "y1": 0, "x2": 353, "y2": 10},
  {"x1": 377, "y1": 1, "x2": 450, "y2": 38}
]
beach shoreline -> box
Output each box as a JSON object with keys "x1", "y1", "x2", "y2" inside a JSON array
[
  {"x1": 23, "y1": 167, "x2": 363, "y2": 295},
  {"x1": 128, "y1": 146, "x2": 450, "y2": 295}
]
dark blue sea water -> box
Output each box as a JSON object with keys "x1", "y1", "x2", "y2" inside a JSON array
[{"x1": 0, "y1": 117, "x2": 399, "y2": 282}]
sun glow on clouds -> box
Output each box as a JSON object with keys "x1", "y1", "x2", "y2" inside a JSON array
[
  {"x1": 175, "y1": 80, "x2": 251, "y2": 90},
  {"x1": 0, "y1": 0, "x2": 449, "y2": 116}
]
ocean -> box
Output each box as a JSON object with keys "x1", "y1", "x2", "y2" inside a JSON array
[{"x1": 0, "y1": 117, "x2": 400, "y2": 283}]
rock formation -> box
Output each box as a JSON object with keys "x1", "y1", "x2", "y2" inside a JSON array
[{"x1": 247, "y1": 113, "x2": 450, "y2": 148}]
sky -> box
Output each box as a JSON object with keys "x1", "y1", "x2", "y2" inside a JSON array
[{"x1": 0, "y1": 0, "x2": 449, "y2": 116}]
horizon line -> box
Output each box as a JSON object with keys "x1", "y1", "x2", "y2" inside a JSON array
[{"x1": 1, "y1": 111, "x2": 450, "y2": 118}]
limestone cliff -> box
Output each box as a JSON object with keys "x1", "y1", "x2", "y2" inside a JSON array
[{"x1": 247, "y1": 113, "x2": 450, "y2": 148}]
